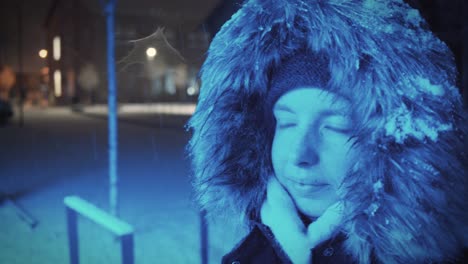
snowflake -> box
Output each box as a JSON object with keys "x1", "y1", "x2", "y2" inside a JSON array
[
  {"x1": 384, "y1": 107, "x2": 452, "y2": 143},
  {"x1": 404, "y1": 9, "x2": 423, "y2": 27},
  {"x1": 365, "y1": 202, "x2": 380, "y2": 217},
  {"x1": 373, "y1": 180, "x2": 384, "y2": 194},
  {"x1": 413, "y1": 76, "x2": 444, "y2": 96}
]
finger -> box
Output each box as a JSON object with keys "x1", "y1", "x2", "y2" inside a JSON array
[
  {"x1": 266, "y1": 176, "x2": 296, "y2": 210},
  {"x1": 261, "y1": 182, "x2": 297, "y2": 226},
  {"x1": 307, "y1": 201, "x2": 344, "y2": 248},
  {"x1": 261, "y1": 197, "x2": 312, "y2": 264},
  {"x1": 262, "y1": 176, "x2": 306, "y2": 232}
]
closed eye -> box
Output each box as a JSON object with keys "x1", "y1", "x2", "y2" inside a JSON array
[
  {"x1": 322, "y1": 116, "x2": 352, "y2": 134},
  {"x1": 277, "y1": 121, "x2": 297, "y2": 129},
  {"x1": 323, "y1": 125, "x2": 352, "y2": 134},
  {"x1": 274, "y1": 112, "x2": 297, "y2": 129}
]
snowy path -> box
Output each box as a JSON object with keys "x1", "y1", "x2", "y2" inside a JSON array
[{"x1": 0, "y1": 107, "x2": 241, "y2": 264}]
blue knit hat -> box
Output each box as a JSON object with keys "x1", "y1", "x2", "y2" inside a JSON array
[{"x1": 267, "y1": 49, "x2": 331, "y2": 108}]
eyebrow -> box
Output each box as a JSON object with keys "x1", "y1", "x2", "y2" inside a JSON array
[
  {"x1": 273, "y1": 104, "x2": 349, "y2": 117},
  {"x1": 320, "y1": 109, "x2": 349, "y2": 118},
  {"x1": 273, "y1": 104, "x2": 296, "y2": 114}
]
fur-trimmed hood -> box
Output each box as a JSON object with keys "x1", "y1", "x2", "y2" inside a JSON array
[{"x1": 187, "y1": 0, "x2": 468, "y2": 263}]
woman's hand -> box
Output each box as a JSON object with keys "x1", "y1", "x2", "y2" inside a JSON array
[
  {"x1": 261, "y1": 176, "x2": 311, "y2": 264},
  {"x1": 307, "y1": 201, "x2": 343, "y2": 248},
  {"x1": 261, "y1": 176, "x2": 344, "y2": 263}
]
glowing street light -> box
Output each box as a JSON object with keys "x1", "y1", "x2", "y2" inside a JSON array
[
  {"x1": 39, "y1": 49, "x2": 48, "y2": 58},
  {"x1": 187, "y1": 86, "x2": 196, "y2": 96},
  {"x1": 146, "y1": 47, "x2": 157, "y2": 59},
  {"x1": 53, "y1": 36, "x2": 61, "y2": 61}
]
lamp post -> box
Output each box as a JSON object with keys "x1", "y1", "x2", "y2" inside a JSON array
[
  {"x1": 463, "y1": 0, "x2": 468, "y2": 108},
  {"x1": 104, "y1": 0, "x2": 118, "y2": 217},
  {"x1": 17, "y1": 0, "x2": 24, "y2": 127},
  {"x1": 38, "y1": 50, "x2": 49, "y2": 107}
]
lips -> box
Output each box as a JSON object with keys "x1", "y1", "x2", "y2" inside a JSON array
[
  {"x1": 285, "y1": 176, "x2": 327, "y2": 186},
  {"x1": 284, "y1": 177, "x2": 331, "y2": 196}
]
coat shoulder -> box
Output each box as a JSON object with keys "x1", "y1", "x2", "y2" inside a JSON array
[{"x1": 222, "y1": 223, "x2": 291, "y2": 264}]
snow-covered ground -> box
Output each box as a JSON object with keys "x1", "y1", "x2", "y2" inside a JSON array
[{"x1": 0, "y1": 106, "x2": 244, "y2": 264}]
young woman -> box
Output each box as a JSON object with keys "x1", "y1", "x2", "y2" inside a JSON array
[{"x1": 187, "y1": 0, "x2": 468, "y2": 263}]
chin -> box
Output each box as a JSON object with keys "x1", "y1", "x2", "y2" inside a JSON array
[{"x1": 295, "y1": 197, "x2": 334, "y2": 219}]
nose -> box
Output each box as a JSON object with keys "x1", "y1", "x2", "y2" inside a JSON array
[{"x1": 291, "y1": 128, "x2": 320, "y2": 167}]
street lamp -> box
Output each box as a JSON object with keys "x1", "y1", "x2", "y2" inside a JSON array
[
  {"x1": 146, "y1": 47, "x2": 157, "y2": 59},
  {"x1": 187, "y1": 86, "x2": 196, "y2": 96},
  {"x1": 39, "y1": 49, "x2": 48, "y2": 58}
]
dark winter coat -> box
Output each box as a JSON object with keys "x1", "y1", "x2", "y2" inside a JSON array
[
  {"x1": 222, "y1": 223, "x2": 351, "y2": 264},
  {"x1": 187, "y1": 0, "x2": 468, "y2": 263},
  {"x1": 222, "y1": 224, "x2": 468, "y2": 264}
]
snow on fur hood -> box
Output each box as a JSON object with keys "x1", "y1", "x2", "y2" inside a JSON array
[{"x1": 187, "y1": 0, "x2": 468, "y2": 263}]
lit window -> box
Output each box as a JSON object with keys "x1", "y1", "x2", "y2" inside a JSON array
[
  {"x1": 53, "y1": 36, "x2": 61, "y2": 61},
  {"x1": 54, "y1": 70, "x2": 62, "y2": 97}
]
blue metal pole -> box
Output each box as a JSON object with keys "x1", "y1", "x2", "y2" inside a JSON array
[
  {"x1": 121, "y1": 234, "x2": 134, "y2": 264},
  {"x1": 105, "y1": 0, "x2": 118, "y2": 217},
  {"x1": 66, "y1": 207, "x2": 79, "y2": 264},
  {"x1": 200, "y1": 210, "x2": 208, "y2": 264}
]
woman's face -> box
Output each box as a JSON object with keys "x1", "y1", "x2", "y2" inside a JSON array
[{"x1": 271, "y1": 88, "x2": 356, "y2": 218}]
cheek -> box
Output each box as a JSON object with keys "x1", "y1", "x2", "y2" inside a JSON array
[
  {"x1": 271, "y1": 133, "x2": 288, "y2": 175},
  {"x1": 321, "y1": 139, "x2": 357, "y2": 185}
]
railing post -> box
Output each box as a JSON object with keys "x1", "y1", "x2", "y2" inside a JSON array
[
  {"x1": 66, "y1": 207, "x2": 79, "y2": 264},
  {"x1": 200, "y1": 210, "x2": 208, "y2": 264},
  {"x1": 64, "y1": 195, "x2": 134, "y2": 264},
  {"x1": 121, "y1": 233, "x2": 134, "y2": 264}
]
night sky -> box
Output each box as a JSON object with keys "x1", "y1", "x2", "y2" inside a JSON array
[{"x1": 0, "y1": 0, "x2": 221, "y2": 74}]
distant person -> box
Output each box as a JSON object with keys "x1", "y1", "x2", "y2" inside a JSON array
[
  {"x1": 187, "y1": 0, "x2": 467, "y2": 263},
  {"x1": 78, "y1": 63, "x2": 100, "y2": 104},
  {"x1": 38, "y1": 66, "x2": 50, "y2": 107},
  {"x1": 0, "y1": 65, "x2": 16, "y2": 125}
]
